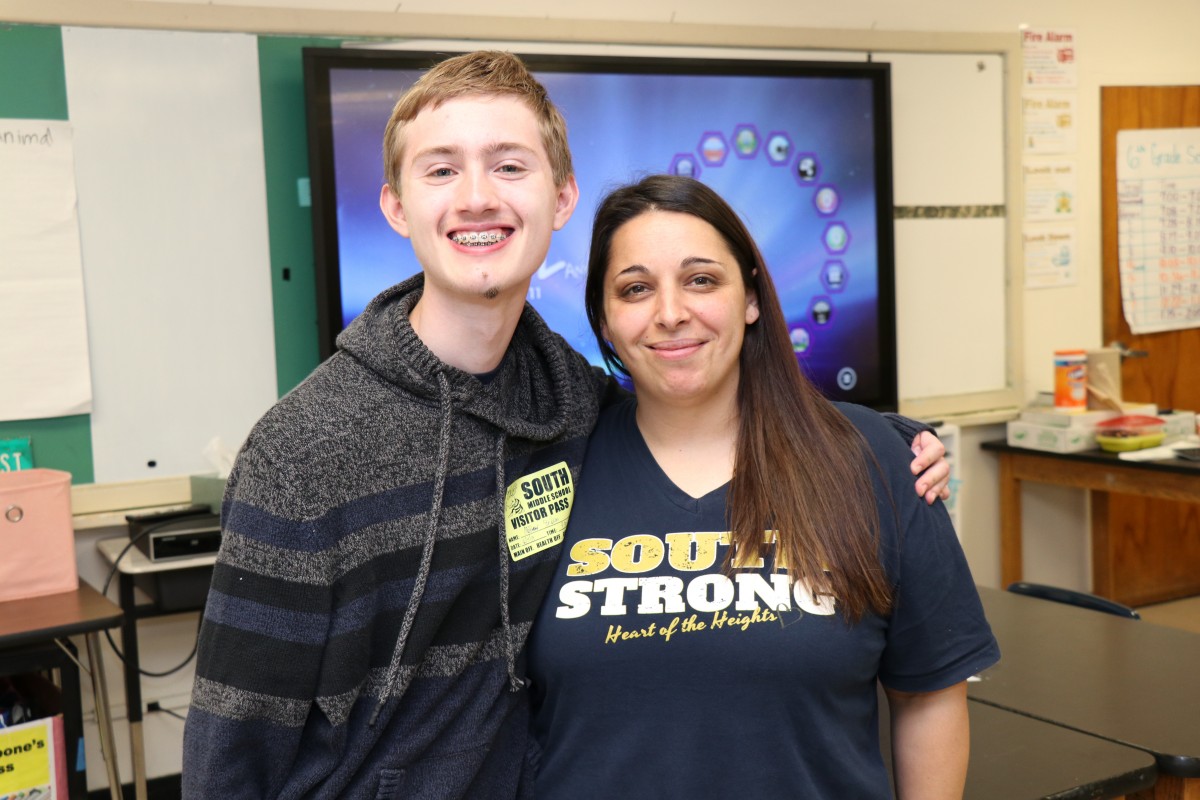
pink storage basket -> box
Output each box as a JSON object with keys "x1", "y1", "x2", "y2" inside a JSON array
[{"x1": 0, "y1": 468, "x2": 79, "y2": 603}]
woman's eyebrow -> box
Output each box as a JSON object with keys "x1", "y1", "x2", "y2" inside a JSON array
[{"x1": 612, "y1": 264, "x2": 649, "y2": 278}]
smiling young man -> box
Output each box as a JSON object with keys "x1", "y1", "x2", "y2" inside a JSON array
[{"x1": 183, "y1": 51, "x2": 950, "y2": 800}]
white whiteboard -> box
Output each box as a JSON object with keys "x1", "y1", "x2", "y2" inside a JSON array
[
  {"x1": 883, "y1": 52, "x2": 1009, "y2": 405},
  {"x1": 886, "y1": 52, "x2": 1006, "y2": 207},
  {"x1": 62, "y1": 27, "x2": 278, "y2": 482}
]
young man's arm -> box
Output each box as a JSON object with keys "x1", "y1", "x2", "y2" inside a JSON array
[
  {"x1": 182, "y1": 454, "x2": 331, "y2": 799},
  {"x1": 884, "y1": 682, "x2": 970, "y2": 799},
  {"x1": 883, "y1": 413, "x2": 950, "y2": 505},
  {"x1": 586, "y1": 370, "x2": 950, "y2": 503}
]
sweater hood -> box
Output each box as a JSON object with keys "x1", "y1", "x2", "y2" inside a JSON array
[
  {"x1": 336, "y1": 273, "x2": 579, "y2": 443},
  {"x1": 338, "y1": 274, "x2": 588, "y2": 724}
]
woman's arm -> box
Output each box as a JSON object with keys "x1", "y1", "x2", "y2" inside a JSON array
[{"x1": 884, "y1": 681, "x2": 970, "y2": 800}]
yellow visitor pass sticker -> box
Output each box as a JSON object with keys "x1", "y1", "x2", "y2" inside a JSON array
[{"x1": 505, "y1": 461, "x2": 574, "y2": 561}]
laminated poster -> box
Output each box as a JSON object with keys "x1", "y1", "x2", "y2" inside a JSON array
[
  {"x1": 1021, "y1": 28, "x2": 1078, "y2": 89},
  {"x1": 1022, "y1": 93, "x2": 1078, "y2": 155},
  {"x1": 1024, "y1": 223, "x2": 1077, "y2": 288},
  {"x1": 1023, "y1": 161, "x2": 1076, "y2": 222}
]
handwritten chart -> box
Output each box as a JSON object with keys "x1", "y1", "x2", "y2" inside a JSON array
[
  {"x1": 1116, "y1": 127, "x2": 1200, "y2": 334},
  {"x1": 0, "y1": 119, "x2": 92, "y2": 421}
]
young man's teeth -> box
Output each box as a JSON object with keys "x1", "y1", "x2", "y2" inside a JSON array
[{"x1": 453, "y1": 231, "x2": 507, "y2": 246}]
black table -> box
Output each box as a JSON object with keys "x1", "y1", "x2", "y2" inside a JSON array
[
  {"x1": 973, "y1": 586, "x2": 1200, "y2": 798},
  {"x1": 0, "y1": 582, "x2": 125, "y2": 799},
  {"x1": 880, "y1": 691, "x2": 1156, "y2": 799}
]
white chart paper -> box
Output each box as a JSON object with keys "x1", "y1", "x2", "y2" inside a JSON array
[
  {"x1": 1116, "y1": 127, "x2": 1200, "y2": 334},
  {"x1": 0, "y1": 119, "x2": 93, "y2": 421}
]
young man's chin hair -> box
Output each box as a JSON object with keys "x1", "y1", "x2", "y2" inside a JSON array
[{"x1": 484, "y1": 287, "x2": 500, "y2": 300}]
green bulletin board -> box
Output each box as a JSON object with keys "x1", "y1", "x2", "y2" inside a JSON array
[
  {"x1": 258, "y1": 35, "x2": 339, "y2": 394},
  {"x1": 0, "y1": 25, "x2": 339, "y2": 483},
  {"x1": 0, "y1": 23, "x2": 93, "y2": 482}
]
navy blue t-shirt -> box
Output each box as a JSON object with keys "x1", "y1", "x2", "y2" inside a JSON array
[{"x1": 526, "y1": 397, "x2": 999, "y2": 798}]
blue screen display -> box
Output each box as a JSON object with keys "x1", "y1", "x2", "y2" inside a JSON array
[{"x1": 309, "y1": 52, "x2": 896, "y2": 409}]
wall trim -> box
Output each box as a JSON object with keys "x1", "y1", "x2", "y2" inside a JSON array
[{"x1": 6, "y1": 1, "x2": 1014, "y2": 54}]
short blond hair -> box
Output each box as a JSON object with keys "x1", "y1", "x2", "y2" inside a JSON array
[{"x1": 382, "y1": 50, "x2": 573, "y2": 193}]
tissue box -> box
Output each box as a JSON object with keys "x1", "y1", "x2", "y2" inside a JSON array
[
  {"x1": 0, "y1": 469, "x2": 79, "y2": 603},
  {"x1": 1160, "y1": 410, "x2": 1197, "y2": 441},
  {"x1": 189, "y1": 474, "x2": 228, "y2": 514},
  {"x1": 1006, "y1": 420, "x2": 1096, "y2": 453},
  {"x1": 1018, "y1": 402, "x2": 1157, "y2": 429}
]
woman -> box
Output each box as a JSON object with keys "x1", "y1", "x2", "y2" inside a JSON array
[{"x1": 526, "y1": 176, "x2": 999, "y2": 798}]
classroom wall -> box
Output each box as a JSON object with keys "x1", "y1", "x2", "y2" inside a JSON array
[
  {"x1": 4, "y1": 0, "x2": 1186, "y2": 592},
  {"x1": 4, "y1": 0, "x2": 1199, "y2": 788}
]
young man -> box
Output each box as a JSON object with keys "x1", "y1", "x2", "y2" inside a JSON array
[{"x1": 182, "y1": 51, "x2": 948, "y2": 799}]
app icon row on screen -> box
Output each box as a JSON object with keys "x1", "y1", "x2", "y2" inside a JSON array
[{"x1": 667, "y1": 123, "x2": 862, "y2": 392}]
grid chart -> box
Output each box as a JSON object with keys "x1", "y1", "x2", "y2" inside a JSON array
[{"x1": 1116, "y1": 130, "x2": 1200, "y2": 335}]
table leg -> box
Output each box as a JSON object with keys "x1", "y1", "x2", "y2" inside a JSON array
[
  {"x1": 118, "y1": 575, "x2": 149, "y2": 800},
  {"x1": 1129, "y1": 774, "x2": 1200, "y2": 799},
  {"x1": 84, "y1": 632, "x2": 124, "y2": 800},
  {"x1": 52, "y1": 640, "x2": 87, "y2": 800},
  {"x1": 998, "y1": 454, "x2": 1023, "y2": 587},
  {"x1": 130, "y1": 720, "x2": 147, "y2": 800},
  {"x1": 1090, "y1": 490, "x2": 1115, "y2": 598}
]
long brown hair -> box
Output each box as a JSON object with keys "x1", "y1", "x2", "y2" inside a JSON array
[{"x1": 585, "y1": 175, "x2": 892, "y2": 622}]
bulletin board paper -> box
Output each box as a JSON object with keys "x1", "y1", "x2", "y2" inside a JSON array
[
  {"x1": 1116, "y1": 127, "x2": 1200, "y2": 334},
  {"x1": 0, "y1": 119, "x2": 93, "y2": 421}
]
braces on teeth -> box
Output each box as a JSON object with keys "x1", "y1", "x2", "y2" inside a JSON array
[{"x1": 453, "y1": 231, "x2": 507, "y2": 246}]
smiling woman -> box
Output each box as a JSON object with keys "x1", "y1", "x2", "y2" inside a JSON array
[
  {"x1": 526, "y1": 175, "x2": 1000, "y2": 799},
  {"x1": 582, "y1": 175, "x2": 891, "y2": 615},
  {"x1": 599, "y1": 210, "x2": 760, "y2": 420}
]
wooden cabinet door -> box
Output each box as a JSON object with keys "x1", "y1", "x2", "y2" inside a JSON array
[{"x1": 1100, "y1": 86, "x2": 1200, "y2": 606}]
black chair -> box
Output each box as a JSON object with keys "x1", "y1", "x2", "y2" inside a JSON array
[{"x1": 1006, "y1": 581, "x2": 1141, "y2": 620}]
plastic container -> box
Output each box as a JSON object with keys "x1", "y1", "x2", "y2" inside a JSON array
[
  {"x1": 1054, "y1": 349, "x2": 1088, "y2": 411},
  {"x1": 1094, "y1": 415, "x2": 1166, "y2": 452},
  {"x1": 0, "y1": 468, "x2": 79, "y2": 602}
]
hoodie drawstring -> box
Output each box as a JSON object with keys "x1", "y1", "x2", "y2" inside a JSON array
[
  {"x1": 370, "y1": 371, "x2": 453, "y2": 727},
  {"x1": 493, "y1": 433, "x2": 523, "y2": 692}
]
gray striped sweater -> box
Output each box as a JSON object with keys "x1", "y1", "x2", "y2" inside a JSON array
[{"x1": 183, "y1": 275, "x2": 606, "y2": 799}]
